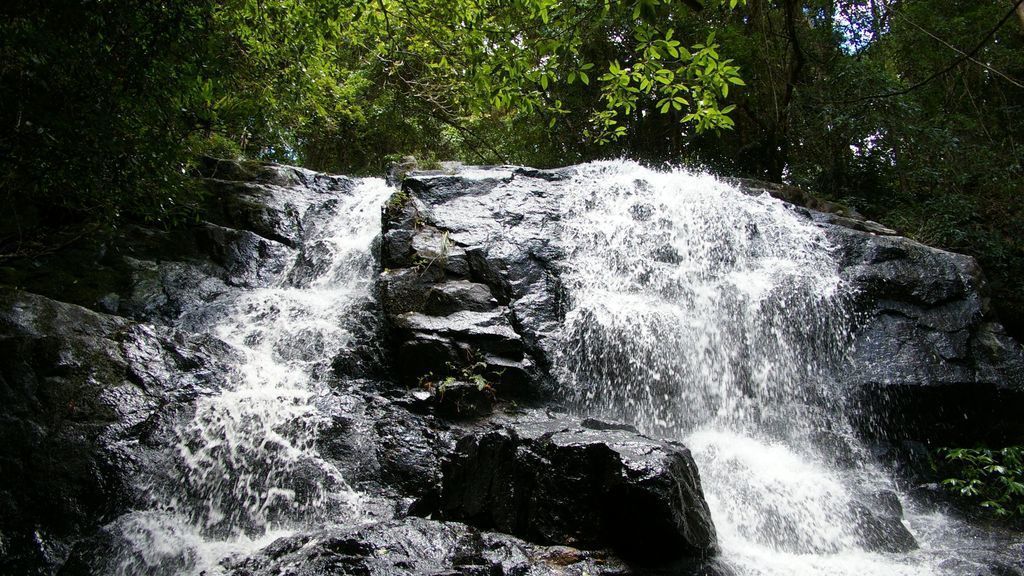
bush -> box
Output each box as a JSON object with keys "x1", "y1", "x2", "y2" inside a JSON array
[{"x1": 939, "y1": 446, "x2": 1024, "y2": 518}]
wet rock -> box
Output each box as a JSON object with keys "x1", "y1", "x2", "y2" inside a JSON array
[
  {"x1": 197, "y1": 157, "x2": 354, "y2": 192},
  {"x1": 438, "y1": 413, "x2": 717, "y2": 562},
  {"x1": 396, "y1": 310, "x2": 523, "y2": 356},
  {"x1": 393, "y1": 331, "x2": 462, "y2": 382},
  {"x1": 0, "y1": 288, "x2": 231, "y2": 572},
  {"x1": 226, "y1": 516, "x2": 629, "y2": 576},
  {"x1": 115, "y1": 258, "x2": 229, "y2": 326},
  {"x1": 848, "y1": 502, "x2": 917, "y2": 553},
  {"x1": 299, "y1": 390, "x2": 457, "y2": 526},
  {"x1": 193, "y1": 222, "x2": 291, "y2": 287},
  {"x1": 380, "y1": 266, "x2": 445, "y2": 318},
  {"x1": 388, "y1": 303, "x2": 533, "y2": 396},
  {"x1": 411, "y1": 226, "x2": 471, "y2": 277},
  {"x1": 378, "y1": 171, "x2": 568, "y2": 395},
  {"x1": 424, "y1": 281, "x2": 499, "y2": 316},
  {"x1": 873, "y1": 441, "x2": 937, "y2": 486},
  {"x1": 370, "y1": 406, "x2": 453, "y2": 503},
  {"x1": 865, "y1": 489, "x2": 904, "y2": 519},
  {"x1": 199, "y1": 159, "x2": 356, "y2": 247},
  {"x1": 829, "y1": 227, "x2": 1024, "y2": 444}
]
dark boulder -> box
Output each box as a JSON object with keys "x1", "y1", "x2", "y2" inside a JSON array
[
  {"x1": 830, "y1": 228, "x2": 1024, "y2": 444},
  {"x1": 438, "y1": 414, "x2": 717, "y2": 563},
  {"x1": 423, "y1": 281, "x2": 499, "y2": 316}
]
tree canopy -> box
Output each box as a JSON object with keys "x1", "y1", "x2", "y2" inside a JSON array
[{"x1": 2, "y1": 0, "x2": 1023, "y2": 333}]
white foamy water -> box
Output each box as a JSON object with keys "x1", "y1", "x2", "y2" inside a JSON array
[
  {"x1": 102, "y1": 177, "x2": 393, "y2": 575},
  {"x1": 552, "y1": 160, "x2": 1002, "y2": 576}
]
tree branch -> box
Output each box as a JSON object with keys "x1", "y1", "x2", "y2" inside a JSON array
[
  {"x1": 896, "y1": 10, "x2": 1024, "y2": 89},
  {"x1": 838, "y1": 0, "x2": 1024, "y2": 104}
]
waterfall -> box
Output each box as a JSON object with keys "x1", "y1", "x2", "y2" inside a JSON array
[
  {"x1": 99, "y1": 178, "x2": 393, "y2": 575},
  {"x1": 78, "y1": 160, "x2": 1011, "y2": 576},
  {"x1": 552, "y1": 161, "x2": 968, "y2": 576}
]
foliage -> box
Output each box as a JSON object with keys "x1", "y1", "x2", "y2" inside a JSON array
[
  {"x1": 939, "y1": 447, "x2": 1024, "y2": 517},
  {"x1": 3, "y1": 0, "x2": 1024, "y2": 336},
  {"x1": 338, "y1": 0, "x2": 750, "y2": 161},
  {"x1": 419, "y1": 360, "x2": 496, "y2": 395},
  {"x1": 1, "y1": 0, "x2": 352, "y2": 237},
  {"x1": 383, "y1": 189, "x2": 411, "y2": 221},
  {"x1": 666, "y1": 0, "x2": 1024, "y2": 338},
  {"x1": 1, "y1": 0, "x2": 745, "y2": 240},
  {"x1": 2, "y1": 1, "x2": 209, "y2": 232}
]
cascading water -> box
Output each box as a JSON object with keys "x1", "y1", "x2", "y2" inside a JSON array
[
  {"x1": 70, "y1": 160, "x2": 1014, "y2": 576},
  {"x1": 99, "y1": 178, "x2": 393, "y2": 575},
  {"x1": 552, "y1": 161, "x2": 995, "y2": 575}
]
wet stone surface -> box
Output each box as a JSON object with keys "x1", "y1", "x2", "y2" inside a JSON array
[
  {"x1": 438, "y1": 413, "x2": 718, "y2": 562},
  {"x1": 2, "y1": 160, "x2": 1023, "y2": 575}
]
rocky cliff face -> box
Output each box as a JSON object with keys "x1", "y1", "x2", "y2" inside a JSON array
[
  {"x1": 0, "y1": 162, "x2": 723, "y2": 575},
  {"x1": 1, "y1": 161, "x2": 1021, "y2": 575},
  {"x1": 832, "y1": 226, "x2": 1024, "y2": 444},
  {"x1": 382, "y1": 168, "x2": 1024, "y2": 446}
]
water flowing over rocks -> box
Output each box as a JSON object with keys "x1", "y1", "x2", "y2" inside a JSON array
[
  {"x1": 1, "y1": 159, "x2": 1022, "y2": 575},
  {"x1": 0, "y1": 289, "x2": 234, "y2": 571},
  {"x1": 384, "y1": 165, "x2": 1024, "y2": 446},
  {"x1": 382, "y1": 162, "x2": 1023, "y2": 576}
]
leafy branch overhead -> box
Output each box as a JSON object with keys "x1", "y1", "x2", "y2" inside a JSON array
[
  {"x1": 1, "y1": 0, "x2": 746, "y2": 234},
  {"x1": 352, "y1": 0, "x2": 747, "y2": 143}
]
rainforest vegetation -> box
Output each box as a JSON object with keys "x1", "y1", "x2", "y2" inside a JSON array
[
  {"x1": 2, "y1": 0, "x2": 1023, "y2": 335},
  {"x1": 2, "y1": 0, "x2": 1024, "y2": 528}
]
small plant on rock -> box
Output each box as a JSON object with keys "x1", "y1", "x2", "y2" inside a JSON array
[
  {"x1": 416, "y1": 359, "x2": 497, "y2": 418},
  {"x1": 939, "y1": 446, "x2": 1024, "y2": 518},
  {"x1": 383, "y1": 189, "x2": 410, "y2": 220},
  {"x1": 418, "y1": 360, "x2": 496, "y2": 396},
  {"x1": 416, "y1": 230, "x2": 452, "y2": 276}
]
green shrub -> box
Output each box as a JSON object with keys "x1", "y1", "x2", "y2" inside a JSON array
[{"x1": 939, "y1": 446, "x2": 1024, "y2": 517}]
